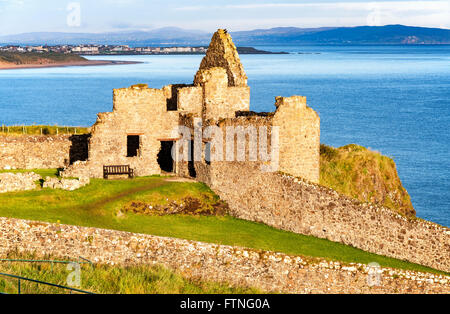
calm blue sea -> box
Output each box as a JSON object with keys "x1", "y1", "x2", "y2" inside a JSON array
[{"x1": 0, "y1": 45, "x2": 449, "y2": 227}]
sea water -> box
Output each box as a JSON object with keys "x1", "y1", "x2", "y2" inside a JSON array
[{"x1": 0, "y1": 45, "x2": 449, "y2": 226}]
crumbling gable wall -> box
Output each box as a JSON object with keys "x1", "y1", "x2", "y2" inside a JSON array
[
  {"x1": 195, "y1": 29, "x2": 248, "y2": 87},
  {"x1": 64, "y1": 84, "x2": 180, "y2": 178}
]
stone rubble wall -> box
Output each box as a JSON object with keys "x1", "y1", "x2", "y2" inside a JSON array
[
  {"x1": 204, "y1": 162, "x2": 450, "y2": 273},
  {"x1": 0, "y1": 172, "x2": 89, "y2": 193},
  {"x1": 0, "y1": 135, "x2": 89, "y2": 171},
  {"x1": 0, "y1": 135, "x2": 72, "y2": 170},
  {"x1": 0, "y1": 172, "x2": 41, "y2": 193},
  {"x1": 0, "y1": 217, "x2": 448, "y2": 294},
  {"x1": 42, "y1": 177, "x2": 90, "y2": 191}
]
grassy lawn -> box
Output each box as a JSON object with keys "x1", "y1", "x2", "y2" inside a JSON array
[
  {"x1": 0, "y1": 172, "x2": 447, "y2": 276},
  {"x1": 0, "y1": 253, "x2": 262, "y2": 294},
  {"x1": 0, "y1": 168, "x2": 60, "y2": 178}
]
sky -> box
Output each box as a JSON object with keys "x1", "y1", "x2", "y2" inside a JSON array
[{"x1": 0, "y1": 0, "x2": 449, "y2": 35}]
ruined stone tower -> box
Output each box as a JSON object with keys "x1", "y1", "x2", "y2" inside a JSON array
[
  {"x1": 63, "y1": 29, "x2": 320, "y2": 184},
  {"x1": 195, "y1": 29, "x2": 248, "y2": 87}
]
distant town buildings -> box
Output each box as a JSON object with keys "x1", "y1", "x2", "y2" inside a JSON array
[{"x1": 0, "y1": 44, "x2": 208, "y2": 55}]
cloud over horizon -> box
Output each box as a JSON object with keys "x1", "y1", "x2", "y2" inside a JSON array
[{"x1": 0, "y1": 0, "x2": 448, "y2": 36}]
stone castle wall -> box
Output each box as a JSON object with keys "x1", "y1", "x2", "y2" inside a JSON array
[
  {"x1": 195, "y1": 67, "x2": 250, "y2": 121},
  {"x1": 203, "y1": 162, "x2": 450, "y2": 272},
  {"x1": 1, "y1": 217, "x2": 448, "y2": 294},
  {"x1": 0, "y1": 135, "x2": 88, "y2": 170},
  {"x1": 274, "y1": 96, "x2": 320, "y2": 183},
  {"x1": 63, "y1": 85, "x2": 181, "y2": 178}
]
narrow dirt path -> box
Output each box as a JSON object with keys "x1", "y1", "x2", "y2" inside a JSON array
[{"x1": 80, "y1": 179, "x2": 169, "y2": 212}]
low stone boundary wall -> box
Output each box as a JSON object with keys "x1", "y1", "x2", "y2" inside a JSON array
[
  {"x1": 0, "y1": 217, "x2": 448, "y2": 294},
  {"x1": 205, "y1": 162, "x2": 450, "y2": 273},
  {"x1": 0, "y1": 135, "x2": 89, "y2": 170}
]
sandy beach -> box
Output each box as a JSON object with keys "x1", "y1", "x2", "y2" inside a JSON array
[{"x1": 0, "y1": 60, "x2": 141, "y2": 70}]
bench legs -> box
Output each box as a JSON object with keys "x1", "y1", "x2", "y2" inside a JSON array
[{"x1": 103, "y1": 170, "x2": 134, "y2": 180}]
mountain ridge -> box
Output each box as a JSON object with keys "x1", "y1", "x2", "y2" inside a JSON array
[{"x1": 0, "y1": 25, "x2": 449, "y2": 46}]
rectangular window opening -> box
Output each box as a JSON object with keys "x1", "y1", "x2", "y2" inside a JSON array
[{"x1": 127, "y1": 135, "x2": 140, "y2": 157}]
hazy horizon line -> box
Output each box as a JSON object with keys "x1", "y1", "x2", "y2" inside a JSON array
[{"x1": 1, "y1": 23, "x2": 449, "y2": 38}]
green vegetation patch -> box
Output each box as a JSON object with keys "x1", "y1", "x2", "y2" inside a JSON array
[
  {"x1": 0, "y1": 51, "x2": 86, "y2": 65},
  {"x1": 0, "y1": 168, "x2": 60, "y2": 178},
  {"x1": 320, "y1": 144, "x2": 415, "y2": 217},
  {"x1": 0, "y1": 125, "x2": 90, "y2": 136},
  {"x1": 0, "y1": 174, "x2": 446, "y2": 276},
  {"x1": 0, "y1": 252, "x2": 262, "y2": 294}
]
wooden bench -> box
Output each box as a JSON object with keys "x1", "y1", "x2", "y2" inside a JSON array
[{"x1": 103, "y1": 165, "x2": 134, "y2": 179}]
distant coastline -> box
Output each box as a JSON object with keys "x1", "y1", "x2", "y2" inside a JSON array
[
  {"x1": 89, "y1": 47, "x2": 289, "y2": 55},
  {"x1": 0, "y1": 60, "x2": 141, "y2": 70}
]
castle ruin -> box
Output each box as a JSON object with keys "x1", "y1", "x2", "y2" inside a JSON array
[
  {"x1": 1, "y1": 30, "x2": 448, "y2": 273},
  {"x1": 63, "y1": 29, "x2": 320, "y2": 183}
]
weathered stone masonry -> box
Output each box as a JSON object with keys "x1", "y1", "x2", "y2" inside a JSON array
[
  {"x1": 1, "y1": 29, "x2": 448, "y2": 274},
  {"x1": 1, "y1": 217, "x2": 448, "y2": 294},
  {"x1": 62, "y1": 29, "x2": 319, "y2": 183},
  {"x1": 0, "y1": 134, "x2": 89, "y2": 170},
  {"x1": 205, "y1": 163, "x2": 450, "y2": 272}
]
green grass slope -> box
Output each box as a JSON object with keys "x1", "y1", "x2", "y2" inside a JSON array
[
  {"x1": 320, "y1": 144, "x2": 415, "y2": 217},
  {"x1": 0, "y1": 174, "x2": 444, "y2": 275},
  {"x1": 0, "y1": 252, "x2": 262, "y2": 294}
]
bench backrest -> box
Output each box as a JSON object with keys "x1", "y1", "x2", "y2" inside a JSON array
[{"x1": 104, "y1": 165, "x2": 131, "y2": 174}]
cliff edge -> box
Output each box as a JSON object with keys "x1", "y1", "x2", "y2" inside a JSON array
[{"x1": 320, "y1": 144, "x2": 415, "y2": 217}]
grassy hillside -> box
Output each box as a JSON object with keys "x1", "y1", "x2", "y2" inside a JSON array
[
  {"x1": 0, "y1": 125, "x2": 90, "y2": 136},
  {"x1": 320, "y1": 144, "x2": 415, "y2": 217},
  {"x1": 0, "y1": 252, "x2": 262, "y2": 294},
  {"x1": 0, "y1": 174, "x2": 444, "y2": 275},
  {"x1": 0, "y1": 52, "x2": 86, "y2": 65}
]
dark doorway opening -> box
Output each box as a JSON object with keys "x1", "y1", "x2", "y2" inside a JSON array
[
  {"x1": 158, "y1": 141, "x2": 174, "y2": 173},
  {"x1": 188, "y1": 140, "x2": 197, "y2": 178},
  {"x1": 127, "y1": 135, "x2": 140, "y2": 157},
  {"x1": 69, "y1": 134, "x2": 91, "y2": 165}
]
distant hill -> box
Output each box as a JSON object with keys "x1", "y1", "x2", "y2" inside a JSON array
[
  {"x1": 0, "y1": 25, "x2": 449, "y2": 46},
  {"x1": 0, "y1": 51, "x2": 86, "y2": 65}
]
